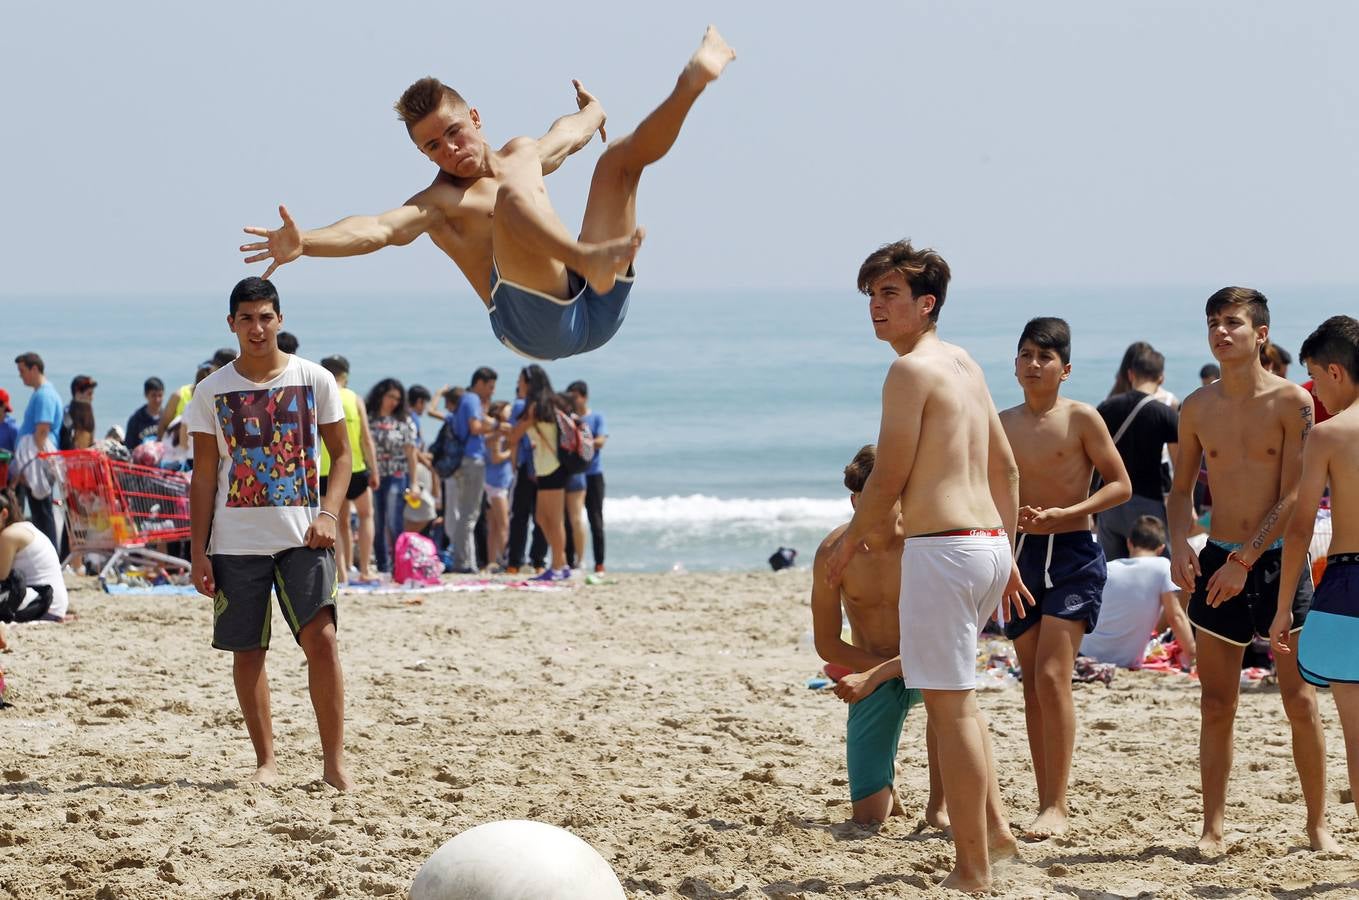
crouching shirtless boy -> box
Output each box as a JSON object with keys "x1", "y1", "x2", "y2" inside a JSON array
[{"x1": 811, "y1": 444, "x2": 945, "y2": 827}]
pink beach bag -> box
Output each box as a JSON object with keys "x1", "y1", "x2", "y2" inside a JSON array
[{"x1": 393, "y1": 532, "x2": 443, "y2": 586}]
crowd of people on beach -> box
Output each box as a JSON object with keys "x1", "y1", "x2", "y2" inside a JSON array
[
  {"x1": 0, "y1": 341, "x2": 611, "y2": 591},
  {"x1": 7, "y1": 21, "x2": 1359, "y2": 893},
  {"x1": 814, "y1": 239, "x2": 1359, "y2": 892}
]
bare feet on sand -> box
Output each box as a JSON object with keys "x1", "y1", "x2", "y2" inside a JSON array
[
  {"x1": 990, "y1": 829, "x2": 1021, "y2": 864},
  {"x1": 324, "y1": 763, "x2": 354, "y2": 792},
  {"x1": 1022, "y1": 806, "x2": 1068, "y2": 841},
  {"x1": 1309, "y1": 825, "x2": 1340, "y2": 853},
  {"x1": 925, "y1": 804, "x2": 951, "y2": 832},
  {"x1": 1196, "y1": 831, "x2": 1227, "y2": 858},
  {"x1": 682, "y1": 25, "x2": 736, "y2": 90},
  {"x1": 941, "y1": 867, "x2": 991, "y2": 895},
  {"x1": 251, "y1": 763, "x2": 279, "y2": 787},
  {"x1": 577, "y1": 228, "x2": 644, "y2": 294}
]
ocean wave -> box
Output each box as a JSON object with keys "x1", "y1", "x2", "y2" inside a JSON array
[{"x1": 604, "y1": 494, "x2": 850, "y2": 527}]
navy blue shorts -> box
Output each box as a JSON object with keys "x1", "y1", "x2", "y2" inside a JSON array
[
  {"x1": 1296, "y1": 554, "x2": 1359, "y2": 687},
  {"x1": 1188, "y1": 542, "x2": 1311, "y2": 648},
  {"x1": 487, "y1": 263, "x2": 633, "y2": 361},
  {"x1": 1005, "y1": 530, "x2": 1106, "y2": 640}
]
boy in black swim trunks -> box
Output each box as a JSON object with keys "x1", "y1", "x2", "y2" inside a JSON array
[
  {"x1": 186, "y1": 277, "x2": 354, "y2": 791},
  {"x1": 1168, "y1": 287, "x2": 1335, "y2": 854},
  {"x1": 1272, "y1": 315, "x2": 1359, "y2": 823},
  {"x1": 998, "y1": 317, "x2": 1132, "y2": 839}
]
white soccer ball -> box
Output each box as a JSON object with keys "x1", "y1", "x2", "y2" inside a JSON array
[{"x1": 409, "y1": 820, "x2": 626, "y2": 900}]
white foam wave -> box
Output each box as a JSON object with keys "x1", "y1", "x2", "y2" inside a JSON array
[{"x1": 604, "y1": 494, "x2": 850, "y2": 527}]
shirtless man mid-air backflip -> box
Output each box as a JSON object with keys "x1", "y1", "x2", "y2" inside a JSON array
[{"x1": 240, "y1": 27, "x2": 734, "y2": 361}]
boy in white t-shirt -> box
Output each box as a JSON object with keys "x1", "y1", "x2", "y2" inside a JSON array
[
  {"x1": 1081, "y1": 515, "x2": 1196, "y2": 669},
  {"x1": 186, "y1": 277, "x2": 354, "y2": 791}
]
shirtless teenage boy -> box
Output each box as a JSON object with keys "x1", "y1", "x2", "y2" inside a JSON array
[
  {"x1": 240, "y1": 27, "x2": 735, "y2": 362},
  {"x1": 999, "y1": 317, "x2": 1132, "y2": 839},
  {"x1": 1167, "y1": 287, "x2": 1335, "y2": 854},
  {"x1": 811, "y1": 444, "x2": 945, "y2": 828},
  {"x1": 825, "y1": 241, "x2": 1023, "y2": 893},
  {"x1": 1272, "y1": 315, "x2": 1359, "y2": 825}
]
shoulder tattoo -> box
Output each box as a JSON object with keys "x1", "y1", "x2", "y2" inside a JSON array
[{"x1": 1301, "y1": 404, "x2": 1314, "y2": 443}]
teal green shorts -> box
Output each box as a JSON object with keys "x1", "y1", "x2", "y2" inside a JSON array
[{"x1": 846, "y1": 678, "x2": 923, "y2": 802}]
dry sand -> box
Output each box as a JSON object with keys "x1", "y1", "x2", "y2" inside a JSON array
[{"x1": 1, "y1": 570, "x2": 1357, "y2": 899}]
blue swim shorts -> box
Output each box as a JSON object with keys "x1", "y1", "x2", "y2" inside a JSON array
[
  {"x1": 1298, "y1": 554, "x2": 1359, "y2": 687},
  {"x1": 846, "y1": 678, "x2": 922, "y2": 802},
  {"x1": 487, "y1": 262, "x2": 634, "y2": 361},
  {"x1": 1005, "y1": 530, "x2": 1107, "y2": 641}
]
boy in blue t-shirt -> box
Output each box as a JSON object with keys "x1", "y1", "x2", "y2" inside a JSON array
[{"x1": 13, "y1": 352, "x2": 64, "y2": 546}]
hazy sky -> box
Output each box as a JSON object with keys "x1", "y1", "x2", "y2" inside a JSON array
[{"x1": 3, "y1": 1, "x2": 1355, "y2": 296}]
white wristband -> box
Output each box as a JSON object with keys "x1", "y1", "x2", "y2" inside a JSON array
[{"x1": 317, "y1": 510, "x2": 339, "y2": 523}]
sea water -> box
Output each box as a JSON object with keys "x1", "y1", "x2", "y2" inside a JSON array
[{"x1": 9, "y1": 284, "x2": 1352, "y2": 571}]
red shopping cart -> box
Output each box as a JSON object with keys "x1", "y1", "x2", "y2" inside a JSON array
[{"x1": 42, "y1": 449, "x2": 192, "y2": 581}]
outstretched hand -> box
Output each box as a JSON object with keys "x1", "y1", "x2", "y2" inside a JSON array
[
  {"x1": 573, "y1": 79, "x2": 606, "y2": 143},
  {"x1": 241, "y1": 204, "x2": 303, "y2": 280}
]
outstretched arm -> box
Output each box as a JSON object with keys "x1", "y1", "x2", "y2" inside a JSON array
[
  {"x1": 538, "y1": 80, "x2": 607, "y2": 176},
  {"x1": 240, "y1": 194, "x2": 448, "y2": 279}
]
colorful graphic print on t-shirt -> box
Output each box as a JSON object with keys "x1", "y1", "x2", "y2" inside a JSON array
[{"x1": 214, "y1": 386, "x2": 319, "y2": 508}]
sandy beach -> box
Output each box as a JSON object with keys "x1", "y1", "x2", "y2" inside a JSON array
[{"x1": 2, "y1": 570, "x2": 1357, "y2": 899}]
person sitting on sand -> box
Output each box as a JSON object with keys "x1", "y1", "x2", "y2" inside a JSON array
[
  {"x1": 0, "y1": 487, "x2": 70, "y2": 648},
  {"x1": 999, "y1": 317, "x2": 1132, "y2": 840},
  {"x1": 811, "y1": 444, "x2": 946, "y2": 828},
  {"x1": 240, "y1": 27, "x2": 735, "y2": 362},
  {"x1": 186, "y1": 277, "x2": 353, "y2": 790},
  {"x1": 1080, "y1": 515, "x2": 1196, "y2": 670},
  {"x1": 1272, "y1": 315, "x2": 1359, "y2": 831}
]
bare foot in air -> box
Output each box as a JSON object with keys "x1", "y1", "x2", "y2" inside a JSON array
[
  {"x1": 251, "y1": 763, "x2": 280, "y2": 787},
  {"x1": 324, "y1": 762, "x2": 354, "y2": 792},
  {"x1": 1309, "y1": 824, "x2": 1340, "y2": 853},
  {"x1": 1022, "y1": 806, "x2": 1068, "y2": 841},
  {"x1": 683, "y1": 25, "x2": 736, "y2": 90},
  {"x1": 577, "y1": 228, "x2": 644, "y2": 294}
]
